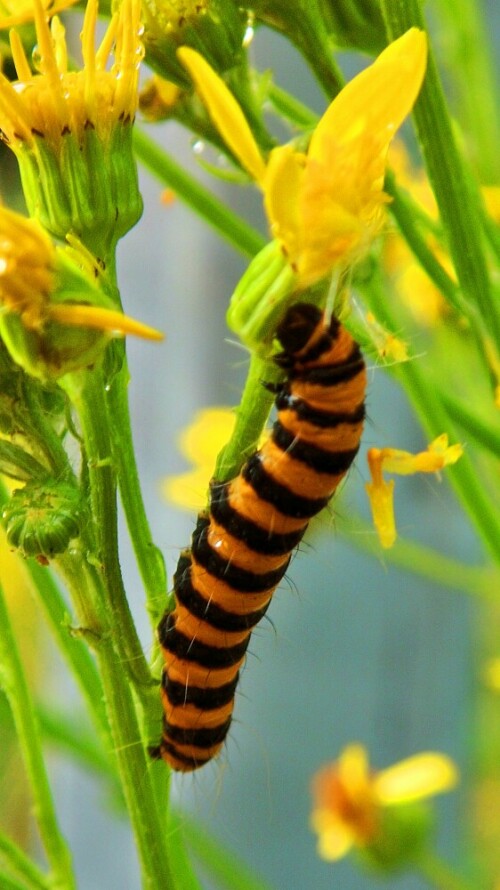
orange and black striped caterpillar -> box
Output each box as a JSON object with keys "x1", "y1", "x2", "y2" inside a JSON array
[{"x1": 154, "y1": 302, "x2": 367, "y2": 771}]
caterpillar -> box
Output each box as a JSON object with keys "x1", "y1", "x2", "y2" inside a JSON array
[{"x1": 154, "y1": 302, "x2": 367, "y2": 771}]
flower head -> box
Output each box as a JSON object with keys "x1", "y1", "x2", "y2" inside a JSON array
[
  {"x1": 0, "y1": 205, "x2": 162, "y2": 379},
  {"x1": 179, "y1": 30, "x2": 427, "y2": 289},
  {"x1": 366, "y1": 435, "x2": 464, "y2": 548},
  {"x1": 0, "y1": 0, "x2": 144, "y2": 249},
  {"x1": 310, "y1": 744, "x2": 458, "y2": 864}
]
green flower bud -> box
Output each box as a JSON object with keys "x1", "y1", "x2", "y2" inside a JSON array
[
  {"x1": 227, "y1": 239, "x2": 322, "y2": 356},
  {"x1": 320, "y1": 0, "x2": 386, "y2": 53},
  {"x1": 358, "y1": 802, "x2": 433, "y2": 874},
  {"x1": 3, "y1": 479, "x2": 82, "y2": 560},
  {"x1": 141, "y1": 0, "x2": 247, "y2": 86}
]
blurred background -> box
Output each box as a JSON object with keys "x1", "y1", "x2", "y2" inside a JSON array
[{"x1": 2, "y1": 2, "x2": 500, "y2": 887}]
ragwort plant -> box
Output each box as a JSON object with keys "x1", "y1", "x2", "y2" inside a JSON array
[{"x1": 0, "y1": 0, "x2": 499, "y2": 888}]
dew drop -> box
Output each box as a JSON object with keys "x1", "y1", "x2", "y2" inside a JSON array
[{"x1": 192, "y1": 139, "x2": 204, "y2": 155}]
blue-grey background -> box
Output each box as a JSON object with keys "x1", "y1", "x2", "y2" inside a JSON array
[{"x1": 48, "y1": 4, "x2": 500, "y2": 888}]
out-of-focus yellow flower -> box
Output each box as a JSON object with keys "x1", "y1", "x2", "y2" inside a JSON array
[
  {"x1": 0, "y1": 0, "x2": 77, "y2": 28},
  {"x1": 310, "y1": 744, "x2": 458, "y2": 862},
  {"x1": 0, "y1": 205, "x2": 162, "y2": 340},
  {"x1": 179, "y1": 29, "x2": 427, "y2": 289},
  {"x1": 162, "y1": 407, "x2": 236, "y2": 511},
  {"x1": 366, "y1": 435, "x2": 463, "y2": 548}
]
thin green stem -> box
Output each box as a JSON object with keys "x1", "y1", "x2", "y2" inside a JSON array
[
  {"x1": 133, "y1": 129, "x2": 265, "y2": 258},
  {"x1": 0, "y1": 831, "x2": 49, "y2": 890},
  {"x1": 178, "y1": 812, "x2": 276, "y2": 890},
  {"x1": 381, "y1": 0, "x2": 500, "y2": 344},
  {"x1": 106, "y1": 361, "x2": 167, "y2": 628},
  {"x1": 0, "y1": 578, "x2": 76, "y2": 890},
  {"x1": 61, "y1": 368, "x2": 152, "y2": 689},
  {"x1": 214, "y1": 353, "x2": 283, "y2": 482},
  {"x1": 337, "y1": 513, "x2": 497, "y2": 600},
  {"x1": 416, "y1": 850, "x2": 477, "y2": 890},
  {"x1": 384, "y1": 172, "x2": 462, "y2": 313},
  {"x1": 433, "y1": 0, "x2": 500, "y2": 184},
  {"x1": 267, "y1": 81, "x2": 319, "y2": 130}
]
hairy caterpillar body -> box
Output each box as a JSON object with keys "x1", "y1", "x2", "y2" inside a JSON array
[{"x1": 155, "y1": 303, "x2": 367, "y2": 771}]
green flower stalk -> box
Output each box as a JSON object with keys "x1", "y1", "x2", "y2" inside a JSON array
[{"x1": 0, "y1": 0, "x2": 143, "y2": 256}]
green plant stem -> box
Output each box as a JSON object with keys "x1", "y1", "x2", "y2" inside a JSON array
[
  {"x1": 214, "y1": 353, "x2": 283, "y2": 482},
  {"x1": 384, "y1": 172, "x2": 462, "y2": 312},
  {"x1": 178, "y1": 813, "x2": 276, "y2": 890},
  {"x1": 380, "y1": 0, "x2": 500, "y2": 344},
  {"x1": 433, "y1": 0, "x2": 500, "y2": 184},
  {"x1": 0, "y1": 579, "x2": 76, "y2": 890},
  {"x1": 61, "y1": 368, "x2": 152, "y2": 690},
  {"x1": 0, "y1": 873, "x2": 42, "y2": 890},
  {"x1": 337, "y1": 513, "x2": 497, "y2": 600},
  {"x1": 25, "y1": 554, "x2": 111, "y2": 744},
  {"x1": 416, "y1": 851, "x2": 477, "y2": 890},
  {"x1": 133, "y1": 129, "x2": 265, "y2": 258},
  {"x1": 267, "y1": 81, "x2": 319, "y2": 129},
  {"x1": 106, "y1": 360, "x2": 167, "y2": 628},
  {"x1": 0, "y1": 831, "x2": 49, "y2": 890}
]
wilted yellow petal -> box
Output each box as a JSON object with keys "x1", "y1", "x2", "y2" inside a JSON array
[
  {"x1": 177, "y1": 46, "x2": 267, "y2": 184},
  {"x1": 365, "y1": 476, "x2": 396, "y2": 549},
  {"x1": 375, "y1": 752, "x2": 459, "y2": 804}
]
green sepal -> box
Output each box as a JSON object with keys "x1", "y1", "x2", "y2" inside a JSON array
[
  {"x1": 0, "y1": 441, "x2": 49, "y2": 483},
  {"x1": 356, "y1": 802, "x2": 434, "y2": 874},
  {"x1": 17, "y1": 125, "x2": 142, "y2": 256},
  {"x1": 3, "y1": 479, "x2": 82, "y2": 559},
  {"x1": 319, "y1": 0, "x2": 387, "y2": 53},
  {"x1": 226, "y1": 239, "x2": 299, "y2": 355},
  {"x1": 142, "y1": 0, "x2": 247, "y2": 87}
]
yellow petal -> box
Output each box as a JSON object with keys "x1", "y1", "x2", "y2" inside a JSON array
[
  {"x1": 309, "y1": 29, "x2": 427, "y2": 167},
  {"x1": 314, "y1": 819, "x2": 355, "y2": 861},
  {"x1": 47, "y1": 304, "x2": 164, "y2": 340},
  {"x1": 365, "y1": 476, "x2": 396, "y2": 549},
  {"x1": 375, "y1": 752, "x2": 459, "y2": 805},
  {"x1": 262, "y1": 145, "x2": 306, "y2": 269},
  {"x1": 177, "y1": 46, "x2": 267, "y2": 184}
]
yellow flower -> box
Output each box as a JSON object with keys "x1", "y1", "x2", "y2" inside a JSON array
[
  {"x1": 310, "y1": 744, "x2": 458, "y2": 862},
  {"x1": 365, "y1": 435, "x2": 464, "y2": 548},
  {"x1": 179, "y1": 29, "x2": 427, "y2": 289},
  {"x1": 162, "y1": 407, "x2": 237, "y2": 511},
  {"x1": 0, "y1": 204, "x2": 162, "y2": 340},
  {"x1": 0, "y1": 0, "x2": 142, "y2": 151}
]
